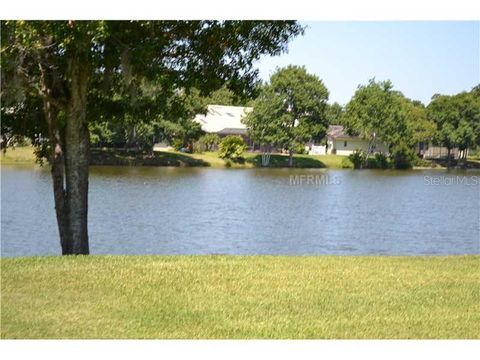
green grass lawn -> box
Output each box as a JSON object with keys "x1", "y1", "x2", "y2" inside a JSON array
[
  {"x1": 309, "y1": 154, "x2": 351, "y2": 168},
  {"x1": 2, "y1": 146, "x2": 350, "y2": 169},
  {"x1": 173, "y1": 151, "x2": 349, "y2": 169},
  {"x1": 0, "y1": 146, "x2": 38, "y2": 165},
  {"x1": 1, "y1": 255, "x2": 478, "y2": 339},
  {"x1": 7, "y1": 146, "x2": 475, "y2": 169}
]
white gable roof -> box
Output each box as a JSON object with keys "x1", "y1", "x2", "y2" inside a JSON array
[{"x1": 194, "y1": 105, "x2": 253, "y2": 133}]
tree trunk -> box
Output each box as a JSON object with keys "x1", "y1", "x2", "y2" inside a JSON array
[
  {"x1": 51, "y1": 143, "x2": 70, "y2": 254},
  {"x1": 447, "y1": 147, "x2": 451, "y2": 169},
  {"x1": 63, "y1": 60, "x2": 90, "y2": 254},
  {"x1": 288, "y1": 149, "x2": 294, "y2": 168},
  {"x1": 261, "y1": 144, "x2": 271, "y2": 167},
  {"x1": 38, "y1": 38, "x2": 91, "y2": 255},
  {"x1": 43, "y1": 105, "x2": 69, "y2": 254}
]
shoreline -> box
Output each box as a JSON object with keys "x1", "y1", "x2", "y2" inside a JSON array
[
  {"x1": 4, "y1": 146, "x2": 478, "y2": 170},
  {"x1": 2, "y1": 253, "x2": 478, "y2": 259}
]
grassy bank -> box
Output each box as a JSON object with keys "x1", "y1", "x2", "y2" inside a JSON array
[
  {"x1": 90, "y1": 148, "x2": 348, "y2": 168},
  {"x1": 1, "y1": 255, "x2": 478, "y2": 339},
  {"x1": 6, "y1": 146, "x2": 479, "y2": 169},
  {"x1": 2, "y1": 146, "x2": 348, "y2": 169},
  {"x1": 0, "y1": 147, "x2": 37, "y2": 165}
]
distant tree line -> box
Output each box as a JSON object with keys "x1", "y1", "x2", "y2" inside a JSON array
[{"x1": 244, "y1": 69, "x2": 479, "y2": 168}]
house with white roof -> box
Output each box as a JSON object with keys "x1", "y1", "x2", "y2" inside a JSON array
[
  {"x1": 154, "y1": 104, "x2": 253, "y2": 151},
  {"x1": 193, "y1": 104, "x2": 252, "y2": 136}
]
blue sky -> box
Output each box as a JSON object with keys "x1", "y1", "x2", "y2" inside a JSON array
[{"x1": 255, "y1": 21, "x2": 479, "y2": 105}]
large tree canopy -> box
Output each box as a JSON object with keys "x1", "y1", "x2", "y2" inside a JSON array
[
  {"x1": 325, "y1": 102, "x2": 344, "y2": 126},
  {"x1": 1, "y1": 20, "x2": 304, "y2": 254},
  {"x1": 342, "y1": 79, "x2": 407, "y2": 149},
  {"x1": 243, "y1": 65, "x2": 329, "y2": 167},
  {"x1": 400, "y1": 97, "x2": 436, "y2": 148},
  {"x1": 342, "y1": 79, "x2": 443, "y2": 168},
  {"x1": 427, "y1": 87, "x2": 480, "y2": 160}
]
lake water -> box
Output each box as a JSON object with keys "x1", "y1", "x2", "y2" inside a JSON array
[{"x1": 1, "y1": 165, "x2": 479, "y2": 257}]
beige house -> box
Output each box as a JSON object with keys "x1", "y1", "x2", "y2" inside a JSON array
[{"x1": 308, "y1": 125, "x2": 389, "y2": 156}]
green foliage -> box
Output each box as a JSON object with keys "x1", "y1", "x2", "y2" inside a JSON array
[
  {"x1": 1, "y1": 20, "x2": 304, "y2": 157},
  {"x1": 218, "y1": 135, "x2": 247, "y2": 160},
  {"x1": 325, "y1": 102, "x2": 344, "y2": 125},
  {"x1": 402, "y1": 99, "x2": 436, "y2": 147},
  {"x1": 198, "y1": 133, "x2": 221, "y2": 152},
  {"x1": 341, "y1": 157, "x2": 353, "y2": 169},
  {"x1": 157, "y1": 118, "x2": 204, "y2": 151},
  {"x1": 348, "y1": 149, "x2": 366, "y2": 169},
  {"x1": 203, "y1": 85, "x2": 252, "y2": 106},
  {"x1": 391, "y1": 144, "x2": 416, "y2": 169},
  {"x1": 427, "y1": 87, "x2": 480, "y2": 155},
  {"x1": 244, "y1": 65, "x2": 329, "y2": 164},
  {"x1": 171, "y1": 139, "x2": 185, "y2": 151},
  {"x1": 372, "y1": 153, "x2": 390, "y2": 169},
  {"x1": 293, "y1": 143, "x2": 308, "y2": 155},
  {"x1": 134, "y1": 122, "x2": 156, "y2": 152},
  {"x1": 89, "y1": 122, "x2": 115, "y2": 147},
  {"x1": 411, "y1": 156, "x2": 437, "y2": 168},
  {"x1": 343, "y1": 79, "x2": 407, "y2": 148}
]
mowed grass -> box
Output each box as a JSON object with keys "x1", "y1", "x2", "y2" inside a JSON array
[
  {"x1": 189, "y1": 151, "x2": 347, "y2": 169},
  {"x1": 0, "y1": 146, "x2": 37, "y2": 164},
  {"x1": 0, "y1": 146, "x2": 349, "y2": 169},
  {"x1": 310, "y1": 154, "x2": 350, "y2": 168},
  {"x1": 1, "y1": 255, "x2": 479, "y2": 339}
]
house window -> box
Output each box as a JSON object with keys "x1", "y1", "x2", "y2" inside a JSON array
[{"x1": 344, "y1": 141, "x2": 347, "y2": 147}]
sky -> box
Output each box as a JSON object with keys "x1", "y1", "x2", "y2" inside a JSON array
[{"x1": 255, "y1": 21, "x2": 479, "y2": 106}]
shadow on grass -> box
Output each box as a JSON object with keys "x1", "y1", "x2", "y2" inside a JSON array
[
  {"x1": 90, "y1": 149, "x2": 210, "y2": 167},
  {"x1": 246, "y1": 154, "x2": 326, "y2": 168}
]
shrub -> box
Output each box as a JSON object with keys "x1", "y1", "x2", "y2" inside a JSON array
[
  {"x1": 371, "y1": 153, "x2": 390, "y2": 169},
  {"x1": 365, "y1": 154, "x2": 389, "y2": 169},
  {"x1": 411, "y1": 156, "x2": 437, "y2": 168},
  {"x1": 293, "y1": 143, "x2": 308, "y2": 155},
  {"x1": 341, "y1": 157, "x2": 353, "y2": 168},
  {"x1": 171, "y1": 139, "x2": 184, "y2": 151},
  {"x1": 89, "y1": 122, "x2": 114, "y2": 147},
  {"x1": 391, "y1": 144, "x2": 415, "y2": 169},
  {"x1": 218, "y1": 135, "x2": 247, "y2": 160},
  {"x1": 199, "y1": 133, "x2": 221, "y2": 152},
  {"x1": 468, "y1": 147, "x2": 480, "y2": 160},
  {"x1": 348, "y1": 149, "x2": 366, "y2": 169},
  {"x1": 134, "y1": 122, "x2": 156, "y2": 152},
  {"x1": 192, "y1": 140, "x2": 206, "y2": 153}
]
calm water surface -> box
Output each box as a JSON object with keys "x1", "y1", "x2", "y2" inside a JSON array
[{"x1": 1, "y1": 165, "x2": 479, "y2": 257}]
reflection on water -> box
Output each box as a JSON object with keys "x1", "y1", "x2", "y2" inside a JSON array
[{"x1": 1, "y1": 165, "x2": 479, "y2": 257}]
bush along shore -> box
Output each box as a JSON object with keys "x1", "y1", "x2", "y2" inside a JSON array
[{"x1": 4, "y1": 146, "x2": 478, "y2": 169}]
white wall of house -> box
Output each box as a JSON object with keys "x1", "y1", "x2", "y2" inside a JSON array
[
  {"x1": 194, "y1": 104, "x2": 252, "y2": 133},
  {"x1": 308, "y1": 145, "x2": 326, "y2": 155},
  {"x1": 327, "y1": 138, "x2": 389, "y2": 156}
]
